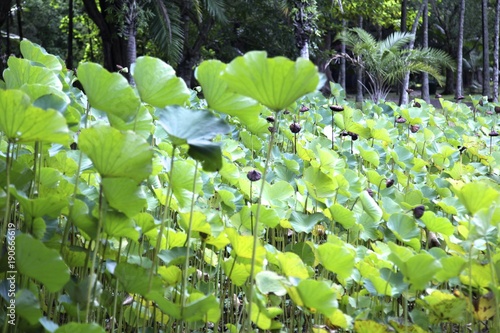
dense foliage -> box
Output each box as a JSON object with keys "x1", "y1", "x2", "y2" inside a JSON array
[{"x1": 1, "y1": 41, "x2": 500, "y2": 333}]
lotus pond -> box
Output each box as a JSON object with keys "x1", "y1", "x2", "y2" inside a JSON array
[{"x1": 1, "y1": 40, "x2": 500, "y2": 333}]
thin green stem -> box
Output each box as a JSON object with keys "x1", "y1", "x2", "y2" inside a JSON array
[
  {"x1": 0, "y1": 142, "x2": 12, "y2": 253},
  {"x1": 179, "y1": 160, "x2": 200, "y2": 330},
  {"x1": 244, "y1": 115, "x2": 279, "y2": 332},
  {"x1": 149, "y1": 144, "x2": 176, "y2": 291}
]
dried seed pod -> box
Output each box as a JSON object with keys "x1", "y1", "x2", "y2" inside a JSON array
[
  {"x1": 366, "y1": 188, "x2": 375, "y2": 198},
  {"x1": 396, "y1": 116, "x2": 407, "y2": 124},
  {"x1": 413, "y1": 101, "x2": 421, "y2": 108},
  {"x1": 410, "y1": 124, "x2": 420, "y2": 133},
  {"x1": 268, "y1": 126, "x2": 277, "y2": 133},
  {"x1": 289, "y1": 122, "x2": 301, "y2": 133},
  {"x1": 340, "y1": 130, "x2": 349, "y2": 137},
  {"x1": 329, "y1": 104, "x2": 344, "y2": 112},
  {"x1": 489, "y1": 130, "x2": 499, "y2": 137},
  {"x1": 386, "y1": 179, "x2": 394, "y2": 188},
  {"x1": 283, "y1": 110, "x2": 291, "y2": 115},
  {"x1": 300, "y1": 105, "x2": 310, "y2": 112},
  {"x1": 247, "y1": 170, "x2": 262, "y2": 181},
  {"x1": 495, "y1": 106, "x2": 500, "y2": 114},
  {"x1": 266, "y1": 116, "x2": 275, "y2": 123},
  {"x1": 413, "y1": 205, "x2": 425, "y2": 219}
]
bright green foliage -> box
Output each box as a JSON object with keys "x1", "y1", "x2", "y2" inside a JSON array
[
  {"x1": 77, "y1": 62, "x2": 141, "y2": 121},
  {"x1": 0, "y1": 89, "x2": 70, "y2": 144},
  {"x1": 2, "y1": 44, "x2": 500, "y2": 332},
  {"x1": 222, "y1": 51, "x2": 321, "y2": 111},
  {"x1": 79, "y1": 126, "x2": 153, "y2": 182},
  {"x1": 16, "y1": 234, "x2": 71, "y2": 292},
  {"x1": 132, "y1": 56, "x2": 190, "y2": 107}
]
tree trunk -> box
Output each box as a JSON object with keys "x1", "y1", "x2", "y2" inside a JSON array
[
  {"x1": 355, "y1": 16, "x2": 363, "y2": 103},
  {"x1": 0, "y1": 0, "x2": 12, "y2": 28},
  {"x1": 82, "y1": 0, "x2": 137, "y2": 82},
  {"x1": 66, "y1": 0, "x2": 74, "y2": 69},
  {"x1": 15, "y1": 0, "x2": 22, "y2": 40},
  {"x1": 340, "y1": 19, "x2": 346, "y2": 90},
  {"x1": 293, "y1": 0, "x2": 315, "y2": 59},
  {"x1": 421, "y1": 0, "x2": 430, "y2": 103},
  {"x1": 493, "y1": 0, "x2": 500, "y2": 102},
  {"x1": 482, "y1": 0, "x2": 490, "y2": 98},
  {"x1": 401, "y1": 0, "x2": 407, "y2": 32},
  {"x1": 456, "y1": 0, "x2": 465, "y2": 99},
  {"x1": 400, "y1": 2, "x2": 424, "y2": 105}
]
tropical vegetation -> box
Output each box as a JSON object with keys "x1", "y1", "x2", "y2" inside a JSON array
[{"x1": 1, "y1": 39, "x2": 500, "y2": 333}]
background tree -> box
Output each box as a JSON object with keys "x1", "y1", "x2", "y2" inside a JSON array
[
  {"x1": 421, "y1": 0, "x2": 430, "y2": 103},
  {"x1": 337, "y1": 27, "x2": 453, "y2": 103},
  {"x1": 481, "y1": 0, "x2": 490, "y2": 98},
  {"x1": 494, "y1": 0, "x2": 500, "y2": 102},
  {"x1": 455, "y1": 0, "x2": 465, "y2": 99}
]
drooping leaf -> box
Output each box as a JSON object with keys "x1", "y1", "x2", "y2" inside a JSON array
[
  {"x1": 16, "y1": 234, "x2": 70, "y2": 292},
  {"x1": 0, "y1": 89, "x2": 70, "y2": 144},
  {"x1": 15, "y1": 289, "x2": 43, "y2": 325},
  {"x1": 255, "y1": 271, "x2": 287, "y2": 296},
  {"x1": 359, "y1": 190, "x2": 383, "y2": 222},
  {"x1": 453, "y1": 182, "x2": 500, "y2": 216},
  {"x1": 79, "y1": 126, "x2": 153, "y2": 182},
  {"x1": 317, "y1": 243, "x2": 355, "y2": 281},
  {"x1": 132, "y1": 56, "x2": 190, "y2": 107},
  {"x1": 114, "y1": 262, "x2": 163, "y2": 296},
  {"x1": 77, "y1": 62, "x2": 140, "y2": 121},
  {"x1": 183, "y1": 293, "x2": 221, "y2": 323},
  {"x1": 55, "y1": 323, "x2": 106, "y2": 333},
  {"x1": 4, "y1": 57, "x2": 62, "y2": 89},
  {"x1": 102, "y1": 177, "x2": 147, "y2": 217},
  {"x1": 195, "y1": 60, "x2": 268, "y2": 133},
  {"x1": 157, "y1": 106, "x2": 230, "y2": 171},
  {"x1": 20, "y1": 39, "x2": 63, "y2": 72},
  {"x1": 222, "y1": 51, "x2": 321, "y2": 111},
  {"x1": 289, "y1": 211, "x2": 325, "y2": 233}
]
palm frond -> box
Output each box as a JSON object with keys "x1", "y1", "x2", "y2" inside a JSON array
[
  {"x1": 379, "y1": 32, "x2": 414, "y2": 51},
  {"x1": 148, "y1": 0, "x2": 184, "y2": 64},
  {"x1": 202, "y1": 0, "x2": 227, "y2": 22}
]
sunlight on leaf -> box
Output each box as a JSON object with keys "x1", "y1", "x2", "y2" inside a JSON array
[
  {"x1": 132, "y1": 56, "x2": 190, "y2": 107},
  {"x1": 4, "y1": 57, "x2": 62, "y2": 89},
  {"x1": 79, "y1": 126, "x2": 153, "y2": 182},
  {"x1": 77, "y1": 62, "x2": 140, "y2": 121},
  {"x1": 222, "y1": 51, "x2": 321, "y2": 111}
]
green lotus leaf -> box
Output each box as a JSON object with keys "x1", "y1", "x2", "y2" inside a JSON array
[
  {"x1": 4, "y1": 57, "x2": 62, "y2": 89},
  {"x1": 20, "y1": 39, "x2": 63, "y2": 72},
  {"x1": 157, "y1": 106, "x2": 230, "y2": 171},
  {"x1": 15, "y1": 289, "x2": 43, "y2": 325},
  {"x1": 132, "y1": 56, "x2": 190, "y2": 107},
  {"x1": 387, "y1": 213, "x2": 420, "y2": 242},
  {"x1": 77, "y1": 62, "x2": 140, "y2": 121},
  {"x1": 255, "y1": 271, "x2": 287, "y2": 296},
  {"x1": 103, "y1": 210, "x2": 140, "y2": 241},
  {"x1": 16, "y1": 234, "x2": 70, "y2": 292},
  {"x1": 318, "y1": 243, "x2": 355, "y2": 281},
  {"x1": 222, "y1": 51, "x2": 321, "y2": 111},
  {"x1": 222, "y1": 257, "x2": 250, "y2": 286},
  {"x1": 0, "y1": 89, "x2": 70, "y2": 144},
  {"x1": 102, "y1": 177, "x2": 147, "y2": 217},
  {"x1": 183, "y1": 293, "x2": 221, "y2": 323},
  {"x1": 195, "y1": 60, "x2": 268, "y2": 133},
  {"x1": 294, "y1": 279, "x2": 338, "y2": 317},
  {"x1": 453, "y1": 182, "x2": 500, "y2": 216},
  {"x1": 55, "y1": 323, "x2": 106, "y2": 333},
  {"x1": 277, "y1": 252, "x2": 309, "y2": 279},
  {"x1": 114, "y1": 262, "x2": 163, "y2": 295},
  {"x1": 421, "y1": 211, "x2": 454, "y2": 236},
  {"x1": 250, "y1": 302, "x2": 283, "y2": 330},
  {"x1": 328, "y1": 204, "x2": 355, "y2": 229},
  {"x1": 354, "y1": 320, "x2": 389, "y2": 333},
  {"x1": 78, "y1": 126, "x2": 153, "y2": 182},
  {"x1": 289, "y1": 211, "x2": 324, "y2": 233},
  {"x1": 20, "y1": 83, "x2": 70, "y2": 106},
  {"x1": 359, "y1": 190, "x2": 382, "y2": 222}
]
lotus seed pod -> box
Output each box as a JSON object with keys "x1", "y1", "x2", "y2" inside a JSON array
[
  {"x1": 413, "y1": 205, "x2": 425, "y2": 219},
  {"x1": 386, "y1": 179, "x2": 394, "y2": 188},
  {"x1": 289, "y1": 122, "x2": 301, "y2": 133},
  {"x1": 396, "y1": 116, "x2": 407, "y2": 123},
  {"x1": 300, "y1": 105, "x2": 310, "y2": 112},
  {"x1": 266, "y1": 116, "x2": 275, "y2": 123},
  {"x1": 329, "y1": 104, "x2": 344, "y2": 112},
  {"x1": 489, "y1": 130, "x2": 499, "y2": 137},
  {"x1": 247, "y1": 170, "x2": 262, "y2": 182},
  {"x1": 410, "y1": 124, "x2": 420, "y2": 133}
]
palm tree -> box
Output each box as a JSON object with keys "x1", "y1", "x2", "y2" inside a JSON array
[{"x1": 336, "y1": 27, "x2": 454, "y2": 103}]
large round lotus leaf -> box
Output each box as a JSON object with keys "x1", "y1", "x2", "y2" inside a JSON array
[
  {"x1": 77, "y1": 62, "x2": 140, "y2": 121},
  {"x1": 16, "y1": 234, "x2": 70, "y2": 293},
  {"x1": 4, "y1": 57, "x2": 63, "y2": 90},
  {"x1": 222, "y1": 51, "x2": 321, "y2": 111},
  {"x1": 0, "y1": 89, "x2": 70, "y2": 144},
  {"x1": 20, "y1": 39, "x2": 62, "y2": 72},
  {"x1": 132, "y1": 56, "x2": 190, "y2": 107},
  {"x1": 79, "y1": 126, "x2": 153, "y2": 182},
  {"x1": 157, "y1": 106, "x2": 230, "y2": 171},
  {"x1": 195, "y1": 60, "x2": 268, "y2": 133}
]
